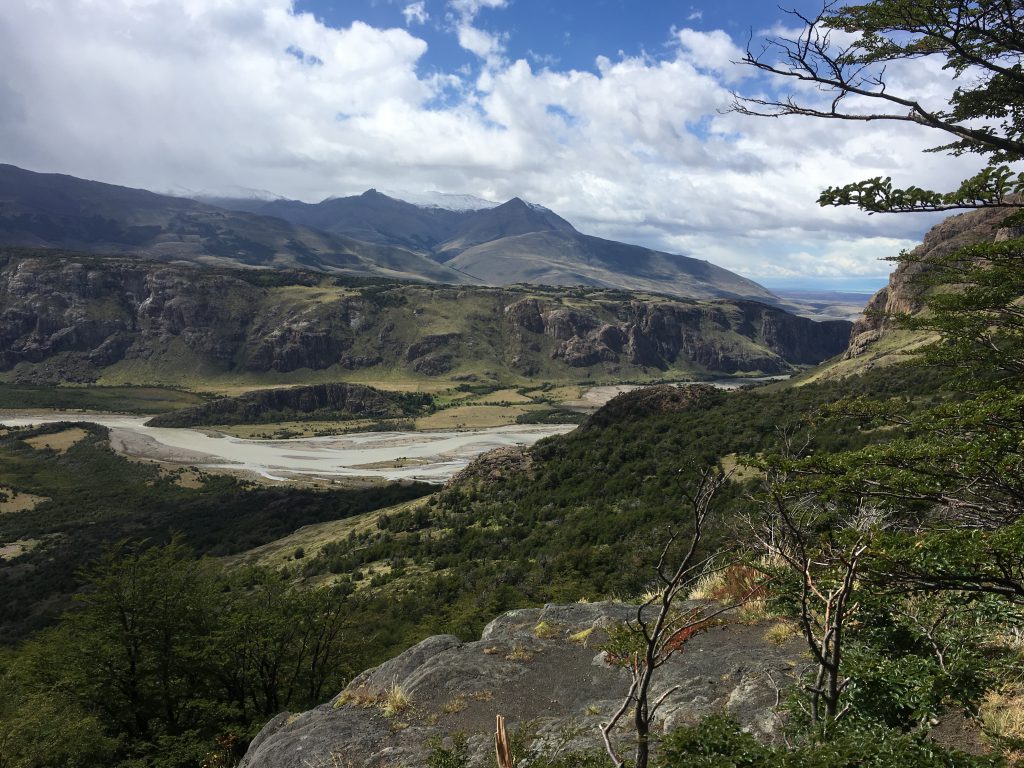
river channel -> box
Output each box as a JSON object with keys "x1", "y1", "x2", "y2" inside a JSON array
[{"x1": 0, "y1": 413, "x2": 575, "y2": 484}]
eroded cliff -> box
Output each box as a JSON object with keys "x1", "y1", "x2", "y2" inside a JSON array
[{"x1": 0, "y1": 251, "x2": 851, "y2": 385}]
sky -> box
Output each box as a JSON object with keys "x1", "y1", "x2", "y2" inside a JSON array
[{"x1": 0, "y1": 0, "x2": 993, "y2": 290}]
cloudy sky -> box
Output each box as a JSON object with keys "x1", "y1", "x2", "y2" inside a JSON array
[{"x1": 0, "y1": 0, "x2": 991, "y2": 290}]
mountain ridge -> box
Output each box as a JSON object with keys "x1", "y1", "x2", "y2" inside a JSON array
[
  {"x1": 0, "y1": 250, "x2": 850, "y2": 386},
  {"x1": 212, "y1": 185, "x2": 778, "y2": 302},
  {"x1": 0, "y1": 163, "x2": 470, "y2": 284}
]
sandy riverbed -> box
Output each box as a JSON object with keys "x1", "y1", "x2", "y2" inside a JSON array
[
  {"x1": 561, "y1": 376, "x2": 790, "y2": 409},
  {"x1": 0, "y1": 412, "x2": 574, "y2": 484}
]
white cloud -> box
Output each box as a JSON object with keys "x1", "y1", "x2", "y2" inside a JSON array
[
  {"x1": 447, "y1": 0, "x2": 507, "y2": 65},
  {"x1": 402, "y1": 2, "x2": 429, "y2": 26},
  {"x1": 0, "y1": 3, "x2": 991, "y2": 285},
  {"x1": 448, "y1": 0, "x2": 508, "y2": 16}
]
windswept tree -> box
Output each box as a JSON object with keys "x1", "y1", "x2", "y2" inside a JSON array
[{"x1": 735, "y1": 0, "x2": 1024, "y2": 213}]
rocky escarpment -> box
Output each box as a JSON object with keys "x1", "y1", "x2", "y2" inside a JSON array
[
  {"x1": 503, "y1": 297, "x2": 850, "y2": 375},
  {"x1": 0, "y1": 251, "x2": 850, "y2": 385},
  {"x1": 845, "y1": 207, "x2": 1013, "y2": 360},
  {"x1": 239, "y1": 602, "x2": 804, "y2": 768},
  {"x1": 145, "y1": 383, "x2": 428, "y2": 428}
]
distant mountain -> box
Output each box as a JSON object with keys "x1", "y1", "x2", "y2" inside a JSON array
[
  {"x1": 0, "y1": 164, "x2": 777, "y2": 302},
  {"x1": 214, "y1": 189, "x2": 777, "y2": 302},
  {"x1": 0, "y1": 165, "x2": 471, "y2": 284},
  {"x1": 379, "y1": 189, "x2": 500, "y2": 211},
  {"x1": 235, "y1": 190, "x2": 468, "y2": 253}
]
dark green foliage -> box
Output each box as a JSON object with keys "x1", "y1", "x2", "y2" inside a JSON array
[
  {"x1": 903, "y1": 237, "x2": 1024, "y2": 382},
  {"x1": 146, "y1": 383, "x2": 434, "y2": 428},
  {"x1": 427, "y1": 733, "x2": 470, "y2": 768},
  {"x1": 277, "y1": 365, "x2": 951, "y2": 657},
  {"x1": 739, "y1": 0, "x2": 1024, "y2": 213},
  {"x1": 0, "y1": 423, "x2": 432, "y2": 640},
  {"x1": 0, "y1": 383, "x2": 207, "y2": 413},
  {"x1": 657, "y1": 715, "x2": 1000, "y2": 768},
  {"x1": 0, "y1": 542, "x2": 354, "y2": 768}
]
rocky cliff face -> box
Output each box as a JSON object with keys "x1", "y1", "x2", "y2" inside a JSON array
[
  {"x1": 0, "y1": 252, "x2": 850, "y2": 385},
  {"x1": 845, "y1": 207, "x2": 1011, "y2": 360},
  {"x1": 239, "y1": 602, "x2": 803, "y2": 768},
  {"x1": 503, "y1": 297, "x2": 851, "y2": 376},
  {"x1": 145, "y1": 383, "x2": 420, "y2": 427}
]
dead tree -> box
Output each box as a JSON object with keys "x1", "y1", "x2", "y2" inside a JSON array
[
  {"x1": 762, "y1": 486, "x2": 872, "y2": 735},
  {"x1": 600, "y1": 466, "x2": 747, "y2": 768}
]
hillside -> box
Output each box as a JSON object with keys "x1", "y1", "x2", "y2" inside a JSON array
[
  {"x1": 0, "y1": 164, "x2": 472, "y2": 283},
  {"x1": 0, "y1": 250, "x2": 850, "y2": 387}
]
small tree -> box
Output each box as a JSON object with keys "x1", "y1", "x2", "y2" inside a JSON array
[
  {"x1": 600, "y1": 467, "x2": 747, "y2": 768},
  {"x1": 761, "y1": 488, "x2": 873, "y2": 734}
]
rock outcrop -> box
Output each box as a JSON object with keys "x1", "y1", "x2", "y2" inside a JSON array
[
  {"x1": 503, "y1": 297, "x2": 851, "y2": 375},
  {"x1": 239, "y1": 602, "x2": 804, "y2": 768},
  {"x1": 845, "y1": 207, "x2": 1011, "y2": 360},
  {"x1": 145, "y1": 383, "x2": 424, "y2": 428}
]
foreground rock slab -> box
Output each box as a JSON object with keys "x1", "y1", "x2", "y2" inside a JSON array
[{"x1": 240, "y1": 602, "x2": 804, "y2": 768}]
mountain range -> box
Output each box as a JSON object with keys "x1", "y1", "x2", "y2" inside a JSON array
[{"x1": 0, "y1": 164, "x2": 775, "y2": 303}]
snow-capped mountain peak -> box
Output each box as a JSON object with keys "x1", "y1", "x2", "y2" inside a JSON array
[{"x1": 382, "y1": 189, "x2": 501, "y2": 212}]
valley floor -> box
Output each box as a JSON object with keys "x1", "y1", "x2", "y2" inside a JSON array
[{"x1": 0, "y1": 412, "x2": 573, "y2": 483}]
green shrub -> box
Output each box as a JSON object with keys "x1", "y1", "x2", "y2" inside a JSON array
[{"x1": 656, "y1": 715, "x2": 1000, "y2": 768}]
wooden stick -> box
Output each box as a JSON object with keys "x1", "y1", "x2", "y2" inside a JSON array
[{"x1": 495, "y1": 714, "x2": 514, "y2": 768}]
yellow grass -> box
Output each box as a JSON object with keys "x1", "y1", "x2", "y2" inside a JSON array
[
  {"x1": 688, "y1": 571, "x2": 726, "y2": 600},
  {"x1": 24, "y1": 427, "x2": 89, "y2": 453},
  {"x1": 568, "y1": 628, "x2": 595, "y2": 646},
  {"x1": 468, "y1": 389, "x2": 534, "y2": 404},
  {"x1": 505, "y1": 646, "x2": 534, "y2": 662},
  {"x1": 222, "y1": 497, "x2": 431, "y2": 571},
  {"x1": 981, "y1": 685, "x2": 1024, "y2": 759},
  {"x1": 763, "y1": 621, "x2": 800, "y2": 646},
  {"x1": 414, "y1": 404, "x2": 537, "y2": 430},
  {"x1": 441, "y1": 695, "x2": 467, "y2": 714},
  {"x1": 380, "y1": 682, "x2": 413, "y2": 717},
  {"x1": 215, "y1": 420, "x2": 384, "y2": 438},
  {"x1": 719, "y1": 453, "x2": 764, "y2": 483},
  {"x1": 0, "y1": 487, "x2": 48, "y2": 514},
  {"x1": 0, "y1": 538, "x2": 40, "y2": 561},
  {"x1": 533, "y1": 620, "x2": 561, "y2": 639}
]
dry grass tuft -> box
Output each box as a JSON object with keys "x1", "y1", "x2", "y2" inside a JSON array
[
  {"x1": 441, "y1": 695, "x2": 467, "y2": 714},
  {"x1": 737, "y1": 598, "x2": 778, "y2": 624},
  {"x1": 380, "y1": 682, "x2": 413, "y2": 718},
  {"x1": 688, "y1": 570, "x2": 725, "y2": 601},
  {"x1": 763, "y1": 621, "x2": 799, "y2": 646},
  {"x1": 505, "y1": 646, "x2": 534, "y2": 662},
  {"x1": 568, "y1": 627, "x2": 594, "y2": 646},
  {"x1": 691, "y1": 564, "x2": 769, "y2": 603},
  {"x1": 981, "y1": 685, "x2": 1024, "y2": 761},
  {"x1": 335, "y1": 685, "x2": 379, "y2": 709},
  {"x1": 533, "y1": 620, "x2": 561, "y2": 639}
]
